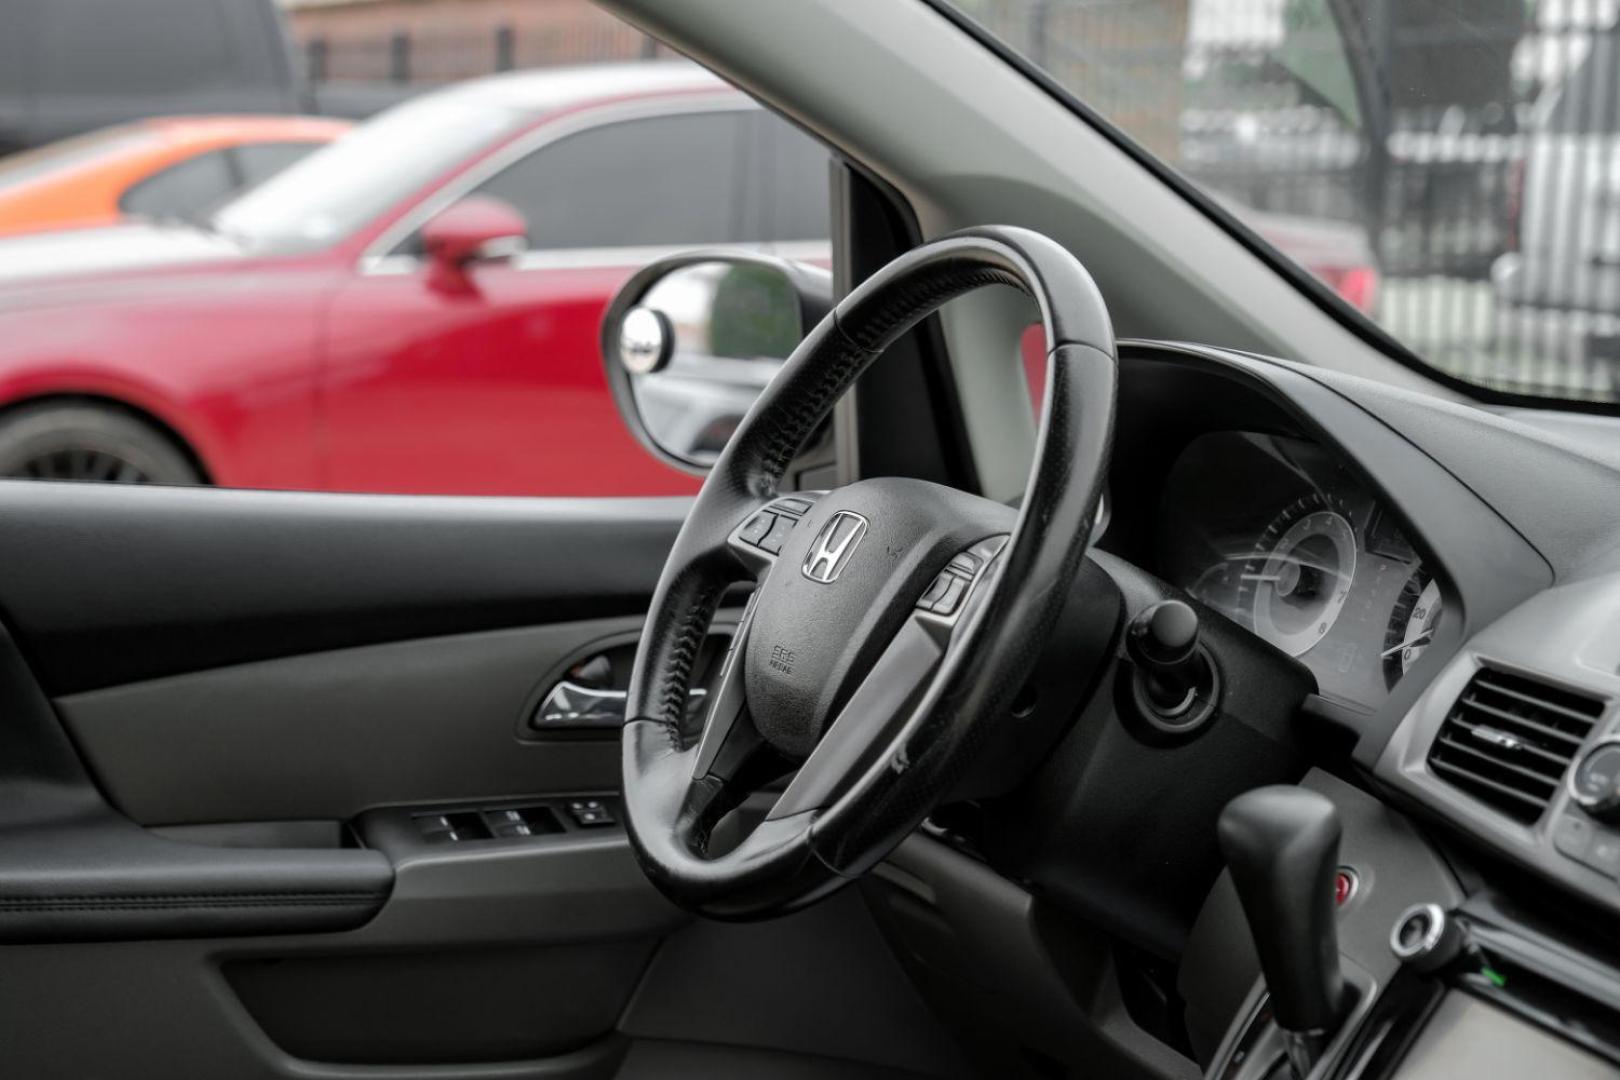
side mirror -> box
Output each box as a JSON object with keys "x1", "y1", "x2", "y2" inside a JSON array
[
  {"x1": 420, "y1": 195, "x2": 527, "y2": 290},
  {"x1": 600, "y1": 253, "x2": 832, "y2": 470}
]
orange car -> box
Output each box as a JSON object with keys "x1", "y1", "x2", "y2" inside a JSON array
[{"x1": 0, "y1": 115, "x2": 350, "y2": 237}]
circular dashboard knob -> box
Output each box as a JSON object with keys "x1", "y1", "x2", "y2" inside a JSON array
[
  {"x1": 1136, "y1": 600, "x2": 1199, "y2": 666},
  {"x1": 1390, "y1": 902, "x2": 1462, "y2": 972},
  {"x1": 1126, "y1": 600, "x2": 1218, "y2": 730},
  {"x1": 1570, "y1": 738, "x2": 1620, "y2": 821}
]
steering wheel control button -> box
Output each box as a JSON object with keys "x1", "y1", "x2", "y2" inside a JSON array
[
  {"x1": 918, "y1": 571, "x2": 972, "y2": 615},
  {"x1": 1570, "y1": 738, "x2": 1620, "y2": 821},
  {"x1": 1390, "y1": 903, "x2": 1462, "y2": 972},
  {"x1": 1554, "y1": 812, "x2": 1595, "y2": 861},
  {"x1": 739, "y1": 511, "x2": 775, "y2": 547},
  {"x1": 917, "y1": 565, "x2": 974, "y2": 615},
  {"x1": 759, "y1": 513, "x2": 797, "y2": 555},
  {"x1": 935, "y1": 574, "x2": 969, "y2": 614},
  {"x1": 917, "y1": 573, "x2": 953, "y2": 612}
]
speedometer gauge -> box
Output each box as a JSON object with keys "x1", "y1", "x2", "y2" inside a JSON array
[
  {"x1": 1383, "y1": 570, "x2": 1441, "y2": 687},
  {"x1": 1243, "y1": 493, "x2": 1357, "y2": 657}
]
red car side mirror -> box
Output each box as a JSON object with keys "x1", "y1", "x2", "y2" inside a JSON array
[{"x1": 421, "y1": 196, "x2": 528, "y2": 290}]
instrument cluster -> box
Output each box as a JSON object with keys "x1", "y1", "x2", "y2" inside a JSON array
[{"x1": 1156, "y1": 431, "x2": 1441, "y2": 708}]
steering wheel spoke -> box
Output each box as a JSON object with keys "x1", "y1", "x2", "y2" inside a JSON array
[
  {"x1": 690, "y1": 591, "x2": 761, "y2": 780},
  {"x1": 768, "y1": 535, "x2": 1008, "y2": 819}
]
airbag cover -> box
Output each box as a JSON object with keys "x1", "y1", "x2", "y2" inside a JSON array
[{"x1": 744, "y1": 477, "x2": 1012, "y2": 758}]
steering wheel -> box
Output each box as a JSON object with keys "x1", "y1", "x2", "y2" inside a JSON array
[{"x1": 622, "y1": 225, "x2": 1116, "y2": 918}]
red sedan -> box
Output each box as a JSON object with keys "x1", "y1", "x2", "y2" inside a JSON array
[{"x1": 0, "y1": 63, "x2": 829, "y2": 494}]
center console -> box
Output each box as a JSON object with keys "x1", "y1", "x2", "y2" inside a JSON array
[{"x1": 1189, "y1": 771, "x2": 1620, "y2": 1079}]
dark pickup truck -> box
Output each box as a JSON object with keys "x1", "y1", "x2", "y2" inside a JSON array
[{"x1": 0, "y1": 0, "x2": 408, "y2": 155}]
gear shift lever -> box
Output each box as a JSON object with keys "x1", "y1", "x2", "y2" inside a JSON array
[{"x1": 1218, "y1": 786, "x2": 1350, "y2": 1078}]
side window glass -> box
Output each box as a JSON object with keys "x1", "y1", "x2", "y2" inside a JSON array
[
  {"x1": 118, "y1": 150, "x2": 237, "y2": 221},
  {"x1": 469, "y1": 110, "x2": 749, "y2": 251},
  {"x1": 234, "y1": 142, "x2": 325, "y2": 189},
  {"x1": 755, "y1": 113, "x2": 832, "y2": 244}
]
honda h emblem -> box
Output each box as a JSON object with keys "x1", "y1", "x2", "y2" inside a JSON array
[{"x1": 802, "y1": 511, "x2": 869, "y2": 584}]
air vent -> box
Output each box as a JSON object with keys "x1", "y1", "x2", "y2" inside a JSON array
[{"x1": 1428, "y1": 668, "x2": 1605, "y2": 824}]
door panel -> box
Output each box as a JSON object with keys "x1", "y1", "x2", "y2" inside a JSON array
[
  {"x1": 0, "y1": 482, "x2": 686, "y2": 1071},
  {"x1": 0, "y1": 482, "x2": 689, "y2": 693},
  {"x1": 0, "y1": 480, "x2": 961, "y2": 1077},
  {"x1": 60, "y1": 620, "x2": 644, "y2": 824}
]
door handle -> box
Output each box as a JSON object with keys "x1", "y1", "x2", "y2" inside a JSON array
[{"x1": 532, "y1": 680, "x2": 707, "y2": 732}]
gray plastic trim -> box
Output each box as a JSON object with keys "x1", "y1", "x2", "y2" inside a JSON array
[
  {"x1": 866, "y1": 834, "x2": 1199, "y2": 1080},
  {"x1": 0, "y1": 832, "x2": 680, "y2": 1078},
  {"x1": 1394, "y1": 992, "x2": 1619, "y2": 1079},
  {"x1": 58, "y1": 619, "x2": 649, "y2": 825},
  {"x1": 1377, "y1": 571, "x2": 1620, "y2": 917}
]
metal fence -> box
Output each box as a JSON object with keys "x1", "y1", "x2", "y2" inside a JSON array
[
  {"x1": 304, "y1": 22, "x2": 662, "y2": 85},
  {"x1": 966, "y1": 0, "x2": 1620, "y2": 402},
  {"x1": 309, "y1": 1, "x2": 1620, "y2": 403}
]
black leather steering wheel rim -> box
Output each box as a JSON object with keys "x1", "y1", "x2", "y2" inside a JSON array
[{"x1": 621, "y1": 225, "x2": 1117, "y2": 918}]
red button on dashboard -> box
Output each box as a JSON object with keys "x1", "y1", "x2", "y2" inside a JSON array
[{"x1": 1334, "y1": 868, "x2": 1358, "y2": 907}]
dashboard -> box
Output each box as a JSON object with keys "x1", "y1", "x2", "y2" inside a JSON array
[
  {"x1": 1155, "y1": 431, "x2": 1440, "y2": 709},
  {"x1": 1066, "y1": 344, "x2": 1620, "y2": 1080},
  {"x1": 931, "y1": 340, "x2": 1620, "y2": 1080}
]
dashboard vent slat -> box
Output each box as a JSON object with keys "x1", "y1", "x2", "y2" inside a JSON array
[
  {"x1": 1428, "y1": 758, "x2": 1552, "y2": 815},
  {"x1": 1432, "y1": 734, "x2": 1563, "y2": 791},
  {"x1": 1457, "y1": 695, "x2": 1586, "y2": 749},
  {"x1": 1428, "y1": 668, "x2": 1605, "y2": 824}
]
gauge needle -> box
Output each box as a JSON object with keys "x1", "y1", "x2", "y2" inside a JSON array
[
  {"x1": 1243, "y1": 554, "x2": 1343, "y2": 576},
  {"x1": 1381, "y1": 630, "x2": 1433, "y2": 658}
]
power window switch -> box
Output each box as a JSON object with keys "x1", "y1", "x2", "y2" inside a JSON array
[
  {"x1": 493, "y1": 822, "x2": 532, "y2": 839},
  {"x1": 567, "y1": 798, "x2": 615, "y2": 827},
  {"x1": 417, "y1": 814, "x2": 455, "y2": 836}
]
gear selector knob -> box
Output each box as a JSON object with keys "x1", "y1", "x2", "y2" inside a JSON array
[{"x1": 1218, "y1": 786, "x2": 1350, "y2": 1074}]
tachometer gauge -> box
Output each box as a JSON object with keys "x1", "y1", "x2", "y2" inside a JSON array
[
  {"x1": 1383, "y1": 570, "x2": 1441, "y2": 687},
  {"x1": 1243, "y1": 493, "x2": 1358, "y2": 657}
]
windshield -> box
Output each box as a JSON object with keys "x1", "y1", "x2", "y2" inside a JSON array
[
  {"x1": 944, "y1": 0, "x2": 1620, "y2": 405},
  {"x1": 211, "y1": 97, "x2": 528, "y2": 252}
]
